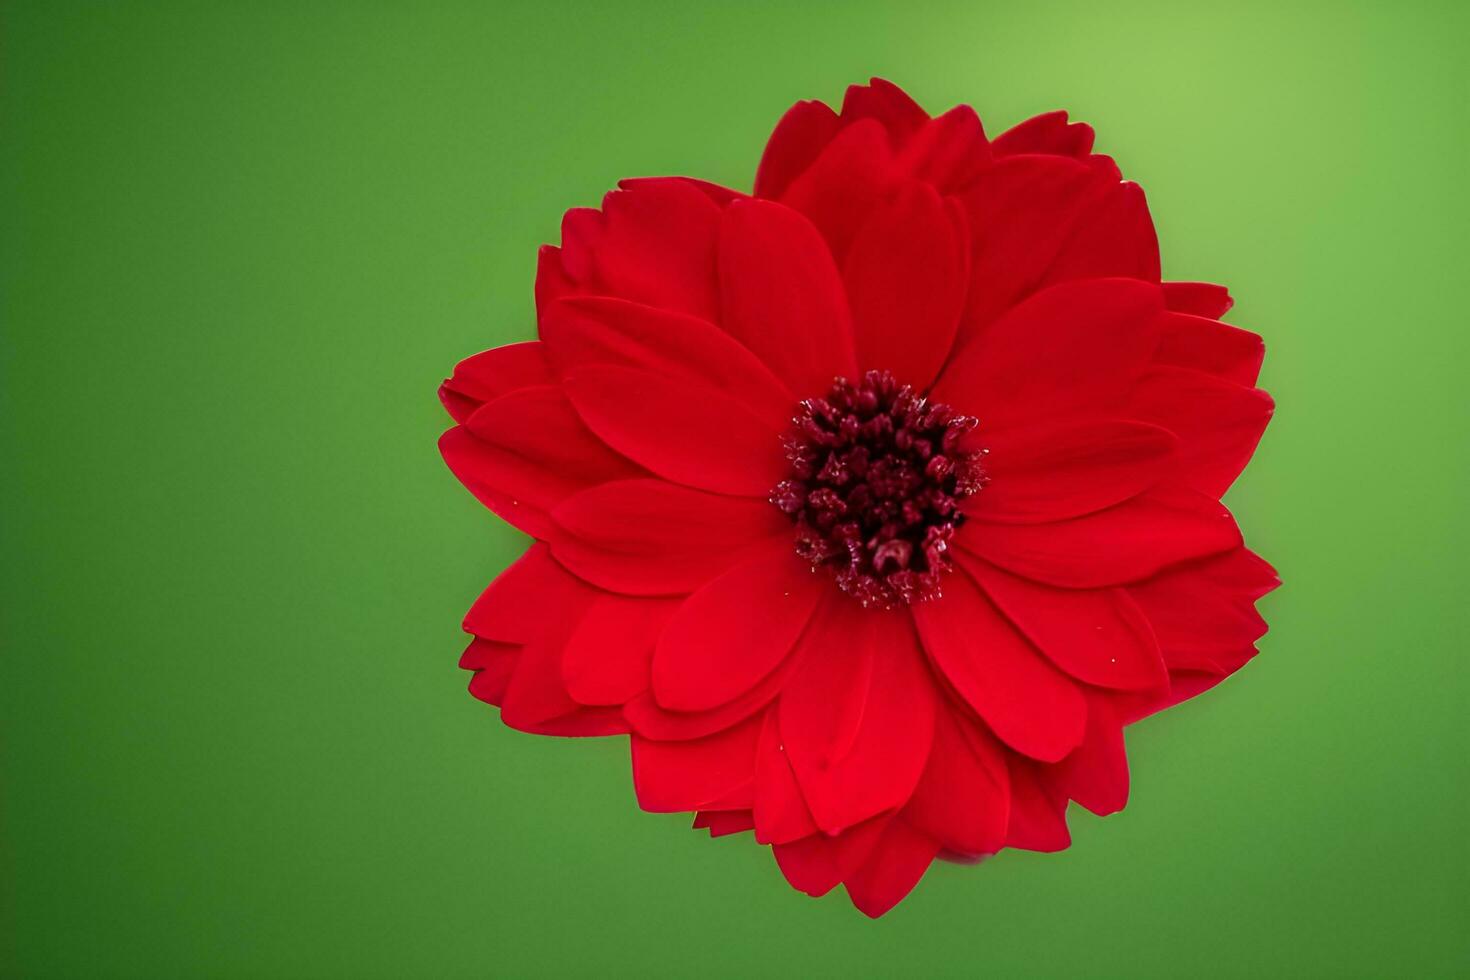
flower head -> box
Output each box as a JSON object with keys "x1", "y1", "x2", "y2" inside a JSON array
[{"x1": 440, "y1": 79, "x2": 1277, "y2": 917}]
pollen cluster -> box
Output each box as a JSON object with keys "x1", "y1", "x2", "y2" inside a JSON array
[{"x1": 771, "y1": 370, "x2": 987, "y2": 608}]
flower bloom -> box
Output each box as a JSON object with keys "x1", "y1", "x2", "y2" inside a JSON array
[{"x1": 440, "y1": 79, "x2": 1277, "y2": 917}]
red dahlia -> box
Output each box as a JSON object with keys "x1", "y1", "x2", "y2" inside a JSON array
[{"x1": 440, "y1": 78, "x2": 1277, "y2": 917}]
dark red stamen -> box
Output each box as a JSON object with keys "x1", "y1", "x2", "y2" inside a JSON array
[{"x1": 771, "y1": 370, "x2": 987, "y2": 608}]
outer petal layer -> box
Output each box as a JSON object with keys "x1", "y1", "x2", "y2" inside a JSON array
[
  {"x1": 780, "y1": 604, "x2": 937, "y2": 835},
  {"x1": 564, "y1": 364, "x2": 786, "y2": 497},
  {"x1": 972, "y1": 418, "x2": 1178, "y2": 524},
  {"x1": 843, "y1": 819, "x2": 941, "y2": 918},
  {"x1": 963, "y1": 555, "x2": 1168, "y2": 691},
  {"x1": 961, "y1": 486, "x2": 1243, "y2": 588},
  {"x1": 718, "y1": 198, "x2": 858, "y2": 396},
  {"x1": 550, "y1": 479, "x2": 784, "y2": 595},
  {"x1": 911, "y1": 568, "x2": 1087, "y2": 763},
  {"x1": 932, "y1": 277, "x2": 1163, "y2": 427},
  {"x1": 904, "y1": 707, "x2": 1010, "y2": 857},
  {"x1": 652, "y1": 545, "x2": 823, "y2": 712},
  {"x1": 843, "y1": 182, "x2": 968, "y2": 389}
]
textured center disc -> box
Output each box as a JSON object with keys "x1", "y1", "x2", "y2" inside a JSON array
[{"x1": 770, "y1": 370, "x2": 987, "y2": 608}]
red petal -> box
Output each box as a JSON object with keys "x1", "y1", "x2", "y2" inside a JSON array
[
  {"x1": 550, "y1": 479, "x2": 784, "y2": 595},
  {"x1": 1188, "y1": 545, "x2": 1279, "y2": 599},
  {"x1": 588, "y1": 179, "x2": 722, "y2": 321},
  {"x1": 904, "y1": 707, "x2": 1010, "y2": 857},
  {"x1": 896, "y1": 106, "x2": 991, "y2": 191},
  {"x1": 754, "y1": 709, "x2": 819, "y2": 844},
  {"x1": 1112, "y1": 667, "x2": 1253, "y2": 726},
  {"x1": 617, "y1": 175, "x2": 743, "y2": 206},
  {"x1": 778, "y1": 119, "x2": 898, "y2": 262},
  {"x1": 560, "y1": 594, "x2": 678, "y2": 706},
  {"x1": 1127, "y1": 366, "x2": 1274, "y2": 497},
  {"x1": 781, "y1": 604, "x2": 937, "y2": 834},
  {"x1": 718, "y1": 198, "x2": 857, "y2": 397},
  {"x1": 699, "y1": 783, "x2": 755, "y2": 811},
  {"x1": 692, "y1": 809, "x2": 756, "y2": 837},
  {"x1": 558, "y1": 207, "x2": 603, "y2": 283},
  {"x1": 488, "y1": 574, "x2": 628, "y2": 737},
  {"x1": 624, "y1": 651, "x2": 795, "y2": 741},
  {"x1": 843, "y1": 819, "x2": 941, "y2": 918},
  {"x1": 438, "y1": 427, "x2": 571, "y2": 539},
  {"x1": 911, "y1": 568, "x2": 1086, "y2": 762},
  {"x1": 1130, "y1": 669, "x2": 1244, "y2": 722},
  {"x1": 962, "y1": 486, "x2": 1243, "y2": 589},
  {"x1": 754, "y1": 99, "x2": 842, "y2": 201},
  {"x1": 780, "y1": 598, "x2": 874, "y2": 770},
  {"x1": 630, "y1": 710, "x2": 763, "y2": 812},
  {"x1": 535, "y1": 245, "x2": 576, "y2": 315},
  {"x1": 541, "y1": 296, "x2": 793, "y2": 428},
  {"x1": 509, "y1": 707, "x2": 628, "y2": 737},
  {"x1": 840, "y1": 78, "x2": 929, "y2": 147},
  {"x1": 501, "y1": 632, "x2": 629, "y2": 737},
  {"x1": 563, "y1": 364, "x2": 786, "y2": 497},
  {"x1": 970, "y1": 417, "x2": 1178, "y2": 523},
  {"x1": 439, "y1": 341, "x2": 552, "y2": 423},
  {"x1": 1052, "y1": 693, "x2": 1129, "y2": 816},
  {"x1": 1153, "y1": 311, "x2": 1265, "y2": 387},
  {"x1": 441, "y1": 383, "x2": 639, "y2": 539},
  {"x1": 651, "y1": 544, "x2": 823, "y2": 711},
  {"x1": 1043, "y1": 180, "x2": 1160, "y2": 284},
  {"x1": 1130, "y1": 548, "x2": 1278, "y2": 672},
  {"x1": 772, "y1": 817, "x2": 889, "y2": 898},
  {"x1": 843, "y1": 182, "x2": 967, "y2": 389},
  {"x1": 955, "y1": 154, "x2": 1114, "y2": 330},
  {"x1": 552, "y1": 478, "x2": 780, "y2": 555},
  {"x1": 933, "y1": 277, "x2": 1163, "y2": 427},
  {"x1": 1163, "y1": 280, "x2": 1234, "y2": 319},
  {"x1": 1004, "y1": 756, "x2": 1072, "y2": 852},
  {"x1": 963, "y1": 555, "x2": 1168, "y2": 691},
  {"x1": 462, "y1": 638, "x2": 517, "y2": 706},
  {"x1": 460, "y1": 635, "x2": 511, "y2": 670},
  {"x1": 463, "y1": 543, "x2": 584, "y2": 644},
  {"x1": 992, "y1": 110, "x2": 1096, "y2": 159},
  {"x1": 465, "y1": 385, "x2": 638, "y2": 485}
]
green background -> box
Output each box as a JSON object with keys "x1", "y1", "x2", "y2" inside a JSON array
[{"x1": 3, "y1": 1, "x2": 1466, "y2": 976}]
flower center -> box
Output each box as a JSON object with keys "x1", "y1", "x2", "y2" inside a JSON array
[{"x1": 770, "y1": 370, "x2": 987, "y2": 608}]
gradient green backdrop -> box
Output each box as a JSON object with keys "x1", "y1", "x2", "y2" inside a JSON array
[{"x1": 3, "y1": 1, "x2": 1466, "y2": 977}]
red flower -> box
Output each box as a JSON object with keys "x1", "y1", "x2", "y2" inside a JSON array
[{"x1": 440, "y1": 79, "x2": 1277, "y2": 917}]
